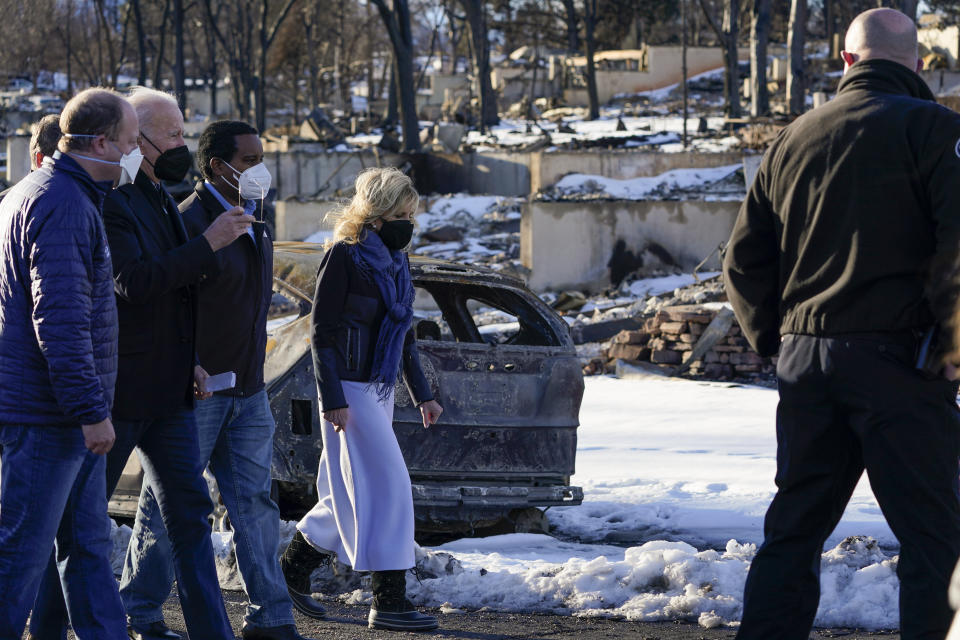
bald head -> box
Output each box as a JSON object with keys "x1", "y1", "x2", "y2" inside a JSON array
[{"x1": 843, "y1": 8, "x2": 920, "y2": 72}]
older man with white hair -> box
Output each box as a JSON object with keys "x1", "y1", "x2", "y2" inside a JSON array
[
  {"x1": 29, "y1": 87, "x2": 255, "y2": 640},
  {"x1": 724, "y1": 8, "x2": 960, "y2": 640}
]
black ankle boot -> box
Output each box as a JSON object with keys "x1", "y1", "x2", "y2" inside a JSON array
[
  {"x1": 368, "y1": 570, "x2": 438, "y2": 631},
  {"x1": 279, "y1": 531, "x2": 328, "y2": 619}
]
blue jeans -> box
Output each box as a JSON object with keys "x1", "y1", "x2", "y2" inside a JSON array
[
  {"x1": 121, "y1": 391, "x2": 293, "y2": 628},
  {"x1": 30, "y1": 408, "x2": 234, "y2": 640},
  {"x1": 0, "y1": 426, "x2": 126, "y2": 640}
]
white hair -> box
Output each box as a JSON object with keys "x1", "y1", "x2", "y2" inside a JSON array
[{"x1": 125, "y1": 86, "x2": 179, "y2": 129}]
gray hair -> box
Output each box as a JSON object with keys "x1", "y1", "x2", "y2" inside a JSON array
[{"x1": 125, "y1": 86, "x2": 180, "y2": 133}]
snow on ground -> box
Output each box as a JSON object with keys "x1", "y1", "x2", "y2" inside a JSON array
[
  {"x1": 303, "y1": 229, "x2": 333, "y2": 244},
  {"x1": 399, "y1": 534, "x2": 898, "y2": 628},
  {"x1": 392, "y1": 376, "x2": 899, "y2": 629},
  {"x1": 109, "y1": 375, "x2": 902, "y2": 629},
  {"x1": 553, "y1": 377, "x2": 892, "y2": 550},
  {"x1": 550, "y1": 165, "x2": 742, "y2": 201}
]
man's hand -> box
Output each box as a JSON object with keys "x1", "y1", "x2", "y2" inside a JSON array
[
  {"x1": 419, "y1": 400, "x2": 443, "y2": 429},
  {"x1": 194, "y1": 365, "x2": 213, "y2": 400},
  {"x1": 324, "y1": 408, "x2": 349, "y2": 433},
  {"x1": 82, "y1": 418, "x2": 115, "y2": 455},
  {"x1": 202, "y1": 206, "x2": 256, "y2": 252}
]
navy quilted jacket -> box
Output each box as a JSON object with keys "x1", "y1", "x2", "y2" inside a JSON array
[{"x1": 0, "y1": 153, "x2": 118, "y2": 427}]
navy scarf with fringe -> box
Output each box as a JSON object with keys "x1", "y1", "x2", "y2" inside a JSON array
[{"x1": 347, "y1": 229, "x2": 414, "y2": 399}]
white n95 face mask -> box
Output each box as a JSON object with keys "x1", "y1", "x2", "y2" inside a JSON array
[
  {"x1": 62, "y1": 134, "x2": 144, "y2": 186},
  {"x1": 116, "y1": 146, "x2": 144, "y2": 186},
  {"x1": 223, "y1": 160, "x2": 272, "y2": 200}
]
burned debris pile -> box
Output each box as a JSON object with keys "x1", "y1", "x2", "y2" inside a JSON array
[{"x1": 571, "y1": 277, "x2": 776, "y2": 386}]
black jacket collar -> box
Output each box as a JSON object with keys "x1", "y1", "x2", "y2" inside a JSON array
[{"x1": 837, "y1": 58, "x2": 935, "y2": 102}]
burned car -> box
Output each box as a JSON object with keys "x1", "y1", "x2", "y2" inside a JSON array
[
  {"x1": 267, "y1": 242, "x2": 584, "y2": 535},
  {"x1": 110, "y1": 242, "x2": 584, "y2": 537}
]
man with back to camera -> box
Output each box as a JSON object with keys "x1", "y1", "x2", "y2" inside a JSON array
[
  {"x1": 117, "y1": 119, "x2": 320, "y2": 640},
  {"x1": 0, "y1": 114, "x2": 62, "y2": 204},
  {"x1": 0, "y1": 87, "x2": 133, "y2": 639},
  {"x1": 28, "y1": 87, "x2": 255, "y2": 640},
  {"x1": 30, "y1": 114, "x2": 62, "y2": 170},
  {"x1": 723, "y1": 8, "x2": 960, "y2": 639}
]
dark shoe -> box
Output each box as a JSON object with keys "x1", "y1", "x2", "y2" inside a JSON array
[
  {"x1": 127, "y1": 621, "x2": 182, "y2": 640},
  {"x1": 280, "y1": 530, "x2": 328, "y2": 619},
  {"x1": 287, "y1": 587, "x2": 327, "y2": 619},
  {"x1": 368, "y1": 570, "x2": 438, "y2": 632},
  {"x1": 368, "y1": 608, "x2": 439, "y2": 632},
  {"x1": 240, "y1": 624, "x2": 318, "y2": 640}
]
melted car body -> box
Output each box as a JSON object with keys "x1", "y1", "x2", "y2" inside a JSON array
[{"x1": 267, "y1": 242, "x2": 584, "y2": 532}]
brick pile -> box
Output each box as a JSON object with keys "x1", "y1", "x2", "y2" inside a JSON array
[{"x1": 588, "y1": 304, "x2": 777, "y2": 381}]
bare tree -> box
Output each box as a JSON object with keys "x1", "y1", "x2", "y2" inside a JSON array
[
  {"x1": 787, "y1": 0, "x2": 806, "y2": 115},
  {"x1": 560, "y1": 0, "x2": 579, "y2": 52},
  {"x1": 750, "y1": 0, "x2": 770, "y2": 117},
  {"x1": 198, "y1": 0, "x2": 296, "y2": 130},
  {"x1": 584, "y1": 0, "x2": 600, "y2": 120},
  {"x1": 130, "y1": 0, "x2": 148, "y2": 86},
  {"x1": 459, "y1": 0, "x2": 500, "y2": 129},
  {"x1": 255, "y1": 0, "x2": 299, "y2": 130},
  {"x1": 699, "y1": 0, "x2": 741, "y2": 118},
  {"x1": 174, "y1": 0, "x2": 186, "y2": 111},
  {"x1": 371, "y1": 0, "x2": 421, "y2": 151},
  {"x1": 899, "y1": 0, "x2": 918, "y2": 20}
]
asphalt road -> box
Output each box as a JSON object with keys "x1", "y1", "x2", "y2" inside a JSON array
[{"x1": 133, "y1": 589, "x2": 901, "y2": 640}]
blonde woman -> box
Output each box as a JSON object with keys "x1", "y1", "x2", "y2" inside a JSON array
[{"x1": 280, "y1": 167, "x2": 442, "y2": 631}]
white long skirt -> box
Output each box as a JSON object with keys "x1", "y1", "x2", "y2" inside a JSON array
[{"x1": 296, "y1": 381, "x2": 416, "y2": 571}]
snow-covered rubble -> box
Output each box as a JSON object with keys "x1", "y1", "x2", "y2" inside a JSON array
[
  {"x1": 460, "y1": 110, "x2": 739, "y2": 154},
  {"x1": 344, "y1": 102, "x2": 739, "y2": 154},
  {"x1": 542, "y1": 165, "x2": 745, "y2": 201},
  {"x1": 410, "y1": 193, "x2": 524, "y2": 276}
]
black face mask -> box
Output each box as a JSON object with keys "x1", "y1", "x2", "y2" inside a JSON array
[
  {"x1": 378, "y1": 220, "x2": 414, "y2": 251},
  {"x1": 142, "y1": 132, "x2": 193, "y2": 182}
]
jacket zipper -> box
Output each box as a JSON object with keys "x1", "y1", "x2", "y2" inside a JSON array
[{"x1": 346, "y1": 327, "x2": 358, "y2": 371}]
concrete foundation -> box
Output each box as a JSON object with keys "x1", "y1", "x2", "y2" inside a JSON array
[
  {"x1": 274, "y1": 199, "x2": 340, "y2": 241},
  {"x1": 522, "y1": 199, "x2": 741, "y2": 292},
  {"x1": 264, "y1": 149, "x2": 400, "y2": 200},
  {"x1": 6, "y1": 135, "x2": 30, "y2": 184}
]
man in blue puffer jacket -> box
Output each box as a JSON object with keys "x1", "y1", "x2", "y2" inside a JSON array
[{"x1": 0, "y1": 87, "x2": 140, "y2": 640}]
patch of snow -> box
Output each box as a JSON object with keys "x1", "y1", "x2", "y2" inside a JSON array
[
  {"x1": 551, "y1": 166, "x2": 742, "y2": 201},
  {"x1": 267, "y1": 312, "x2": 300, "y2": 333},
  {"x1": 304, "y1": 229, "x2": 333, "y2": 244},
  {"x1": 626, "y1": 273, "x2": 720, "y2": 298},
  {"x1": 555, "y1": 377, "x2": 893, "y2": 550},
  {"x1": 396, "y1": 535, "x2": 899, "y2": 628}
]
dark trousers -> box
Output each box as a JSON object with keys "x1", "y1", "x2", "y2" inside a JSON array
[
  {"x1": 737, "y1": 333, "x2": 960, "y2": 640},
  {"x1": 30, "y1": 408, "x2": 234, "y2": 640}
]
